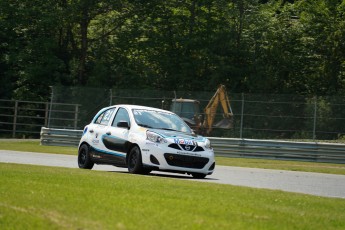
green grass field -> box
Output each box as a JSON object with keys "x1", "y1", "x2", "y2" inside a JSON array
[
  {"x1": 1, "y1": 140, "x2": 345, "y2": 229},
  {"x1": 0, "y1": 140, "x2": 344, "y2": 175},
  {"x1": 0, "y1": 140, "x2": 76, "y2": 155},
  {"x1": 1, "y1": 163, "x2": 345, "y2": 230}
]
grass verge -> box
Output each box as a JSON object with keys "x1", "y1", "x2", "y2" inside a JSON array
[
  {"x1": 0, "y1": 140, "x2": 76, "y2": 155},
  {"x1": 216, "y1": 157, "x2": 345, "y2": 175},
  {"x1": 0, "y1": 140, "x2": 344, "y2": 175},
  {"x1": 1, "y1": 163, "x2": 345, "y2": 230}
]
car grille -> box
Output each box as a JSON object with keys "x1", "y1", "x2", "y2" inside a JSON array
[
  {"x1": 168, "y1": 143, "x2": 204, "y2": 152},
  {"x1": 164, "y1": 153, "x2": 209, "y2": 169}
]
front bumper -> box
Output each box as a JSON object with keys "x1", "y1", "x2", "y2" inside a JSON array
[{"x1": 140, "y1": 141, "x2": 215, "y2": 175}]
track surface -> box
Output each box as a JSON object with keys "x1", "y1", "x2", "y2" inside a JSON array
[{"x1": 1, "y1": 150, "x2": 345, "y2": 199}]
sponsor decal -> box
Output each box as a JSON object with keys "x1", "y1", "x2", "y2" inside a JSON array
[
  {"x1": 145, "y1": 142, "x2": 158, "y2": 147},
  {"x1": 145, "y1": 142, "x2": 158, "y2": 146},
  {"x1": 92, "y1": 139, "x2": 99, "y2": 144},
  {"x1": 145, "y1": 141, "x2": 156, "y2": 145},
  {"x1": 177, "y1": 151, "x2": 201, "y2": 157},
  {"x1": 174, "y1": 139, "x2": 196, "y2": 146},
  {"x1": 142, "y1": 149, "x2": 150, "y2": 152}
]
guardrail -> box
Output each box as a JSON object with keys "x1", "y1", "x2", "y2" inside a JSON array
[
  {"x1": 40, "y1": 127, "x2": 82, "y2": 147},
  {"x1": 208, "y1": 137, "x2": 345, "y2": 164},
  {"x1": 40, "y1": 127, "x2": 345, "y2": 164}
]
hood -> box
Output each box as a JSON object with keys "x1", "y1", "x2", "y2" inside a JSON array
[{"x1": 149, "y1": 128, "x2": 205, "y2": 142}]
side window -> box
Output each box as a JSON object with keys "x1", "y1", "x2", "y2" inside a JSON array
[
  {"x1": 95, "y1": 113, "x2": 104, "y2": 124},
  {"x1": 112, "y1": 108, "x2": 130, "y2": 127},
  {"x1": 94, "y1": 108, "x2": 115, "y2": 125}
]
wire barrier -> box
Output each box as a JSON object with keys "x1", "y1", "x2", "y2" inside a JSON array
[{"x1": 1, "y1": 86, "x2": 345, "y2": 141}]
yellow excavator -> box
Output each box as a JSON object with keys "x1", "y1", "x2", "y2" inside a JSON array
[{"x1": 170, "y1": 85, "x2": 233, "y2": 135}]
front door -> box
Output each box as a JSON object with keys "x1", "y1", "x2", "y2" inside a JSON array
[{"x1": 100, "y1": 107, "x2": 131, "y2": 166}]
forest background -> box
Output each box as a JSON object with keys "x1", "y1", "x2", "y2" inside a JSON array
[{"x1": 1, "y1": 0, "x2": 344, "y2": 101}]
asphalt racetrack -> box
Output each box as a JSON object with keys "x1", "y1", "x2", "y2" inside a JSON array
[{"x1": 1, "y1": 150, "x2": 345, "y2": 199}]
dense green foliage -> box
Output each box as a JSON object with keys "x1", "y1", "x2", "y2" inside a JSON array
[{"x1": 1, "y1": 0, "x2": 345, "y2": 101}]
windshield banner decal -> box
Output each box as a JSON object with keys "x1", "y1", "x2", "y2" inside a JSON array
[{"x1": 174, "y1": 139, "x2": 196, "y2": 146}]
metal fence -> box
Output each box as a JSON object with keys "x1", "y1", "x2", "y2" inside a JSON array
[
  {"x1": 2, "y1": 87, "x2": 345, "y2": 141},
  {"x1": 50, "y1": 86, "x2": 345, "y2": 141},
  {"x1": 0, "y1": 99, "x2": 80, "y2": 138},
  {"x1": 40, "y1": 127, "x2": 345, "y2": 164}
]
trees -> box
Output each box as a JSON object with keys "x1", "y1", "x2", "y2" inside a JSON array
[
  {"x1": 0, "y1": 0, "x2": 66, "y2": 100},
  {"x1": 296, "y1": 0, "x2": 345, "y2": 95},
  {"x1": 0, "y1": 0, "x2": 344, "y2": 100}
]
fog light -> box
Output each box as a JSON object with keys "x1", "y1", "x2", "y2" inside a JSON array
[
  {"x1": 150, "y1": 155, "x2": 160, "y2": 165},
  {"x1": 209, "y1": 162, "x2": 215, "y2": 170}
]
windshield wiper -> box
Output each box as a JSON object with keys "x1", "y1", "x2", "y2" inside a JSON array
[
  {"x1": 137, "y1": 123, "x2": 153, "y2": 128},
  {"x1": 157, "y1": 127, "x2": 179, "y2": 132}
]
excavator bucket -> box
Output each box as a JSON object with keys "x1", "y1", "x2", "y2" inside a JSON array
[{"x1": 214, "y1": 117, "x2": 233, "y2": 129}]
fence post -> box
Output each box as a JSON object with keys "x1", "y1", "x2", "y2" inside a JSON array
[
  {"x1": 313, "y1": 96, "x2": 317, "y2": 140},
  {"x1": 44, "y1": 102, "x2": 49, "y2": 127},
  {"x1": 48, "y1": 86, "x2": 54, "y2": 128},
  {"x1": 240, "y1": 93, "x2": 245, "y2": 139},
  {"x1": 12, "y1": 100, "x2": 18, "y2": 138},
  {"x1": 74, "y1": 105, "x2": 79, "y2": 129}
]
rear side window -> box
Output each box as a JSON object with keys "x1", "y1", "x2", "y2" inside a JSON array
[{"x1": 95, "y1": 108, "x2": 115, "y2": 125}]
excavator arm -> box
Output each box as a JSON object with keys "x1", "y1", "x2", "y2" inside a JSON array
[{"x1": 202, "y1": 85, "x2": 233, "y2": 135}]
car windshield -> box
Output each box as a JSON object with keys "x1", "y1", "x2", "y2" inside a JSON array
[{"x1": 133, "y1": 109, "x2": 192, "y2": 133}]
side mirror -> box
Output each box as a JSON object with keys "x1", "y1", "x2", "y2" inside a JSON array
[{"x1": 117, "y1": 121, "x2": 130, "y2": 129}]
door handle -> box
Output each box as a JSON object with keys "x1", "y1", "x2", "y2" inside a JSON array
[
  {"x1": 89, "y1": 129, "x2": 94, "y2": 133},
  {"x1": 106, "y1": 131, "x2": 111, "y2": 135}
]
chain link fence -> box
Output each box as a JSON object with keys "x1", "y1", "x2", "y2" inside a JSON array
[
  {"x1": 0, "y1": 99, "x2": 79, "y2": 138},
  {"x1": 50, "y1": 86, "x2": 345, "y2": 141}
]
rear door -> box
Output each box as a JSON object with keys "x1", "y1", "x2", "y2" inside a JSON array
[{"x1": 88, "y1": 107, "x2": 116, "y2": 162}]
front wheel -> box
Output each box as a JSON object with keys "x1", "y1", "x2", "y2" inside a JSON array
[
  {"x1": 78, "y1": 144, "x2": 94, "y2": 169},
  {"x1": 127, "y1": 146, "x2": 146, "y2": 174}
]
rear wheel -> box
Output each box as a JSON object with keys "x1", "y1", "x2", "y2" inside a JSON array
[
  {"x1": 192, "y1": 173, "x2": 206, "y2": 179},
  {"x1": 78, "y1": 144, "x2": 94, "y2": 169},
  {"x1": 127, "y1": 146, "x2": 145, "y2": 174}
]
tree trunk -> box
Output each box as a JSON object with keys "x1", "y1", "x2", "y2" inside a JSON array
[{"x1": 78, "y1": 7, "x2": 89, "y2": 85}]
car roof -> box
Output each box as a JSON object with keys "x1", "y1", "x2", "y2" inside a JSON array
[{"x1": 105, "y1": 104, "x2": 173, "y2": 114}]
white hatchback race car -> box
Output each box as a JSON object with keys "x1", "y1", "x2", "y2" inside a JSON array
[{"x1": 78, "y1": 104, "x2": 215, "y2": 178}]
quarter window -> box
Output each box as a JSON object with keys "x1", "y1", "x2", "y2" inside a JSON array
[{"x1": 95, "y1": 108, "x2": 115, "y2": 125}]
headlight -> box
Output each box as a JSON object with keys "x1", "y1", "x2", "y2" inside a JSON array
[
  {"x1": 205, "y1": 139, "x2": 212, "y2": 149},
  {"x1": 146, "y1": 131, "x2": 167, "y2": 144}
]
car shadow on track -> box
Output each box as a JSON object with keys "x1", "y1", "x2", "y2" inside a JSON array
[
  {"x1": 149, "y1": 172, "x2": 218, "y2": 181},
  {"x1": 107, "y1": 170, "x2": 218, "y2": 181}
]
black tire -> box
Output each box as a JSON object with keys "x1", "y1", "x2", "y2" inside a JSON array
[
  {"x1": 127, "y1": 146, "x2": 145, "y2": 174},
  {"x1": 192, "y1": 173, "x2": 206, "y2": 179},
  {"x1": 78, "y1": 144, "x2": 94, "y2": 169}
]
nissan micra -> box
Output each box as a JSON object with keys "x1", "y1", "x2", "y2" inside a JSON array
[{"x1": 78, "y1": 104, "x2": 215, "y2": 178}]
